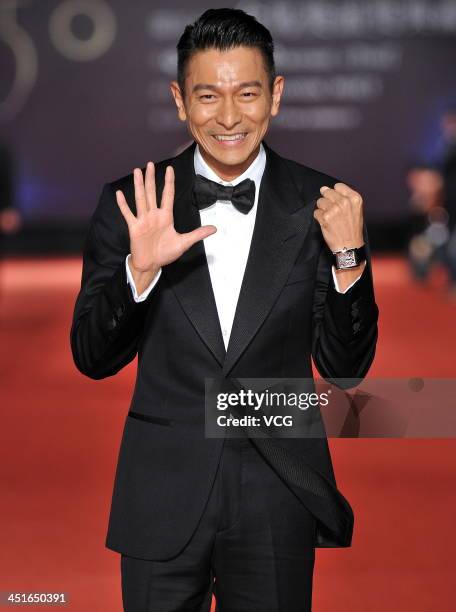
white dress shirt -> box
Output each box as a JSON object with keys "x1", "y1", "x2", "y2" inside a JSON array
[{"x1": 125, "y1": 143, "x2": 361, "y2": 348}]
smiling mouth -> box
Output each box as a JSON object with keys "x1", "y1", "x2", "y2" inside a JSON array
[{"x1": 212, "y1": 133, "x2": 248, "y2": 142}]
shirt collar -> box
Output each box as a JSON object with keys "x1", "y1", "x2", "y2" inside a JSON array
[{"x1": 194, "y1": 141, "x2": 266, "y2": 192}]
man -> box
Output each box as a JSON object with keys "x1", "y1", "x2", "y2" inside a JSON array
[
  {"x1": 70, "y1": 8, "x2": 378, "y2": 611},
  {"x1": 440, "y1": 107, "x2": 456, "y2": 295}
]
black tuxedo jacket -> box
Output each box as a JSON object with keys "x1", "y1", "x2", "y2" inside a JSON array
[{"x1": 70, "y1": 139, "x2": 379, "y2": 561}]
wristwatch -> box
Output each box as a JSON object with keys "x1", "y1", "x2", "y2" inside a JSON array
[{"x1": 332, "y1": 245, "x2": 366, "y2": 270}]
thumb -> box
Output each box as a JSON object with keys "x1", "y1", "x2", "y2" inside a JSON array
[{"x1": 180, "y1": 224, "x2": 217, "y2": 252}]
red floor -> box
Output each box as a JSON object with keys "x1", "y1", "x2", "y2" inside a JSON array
[{"x1": 0, "y1": 256, "x2": 455, "y2": 611}]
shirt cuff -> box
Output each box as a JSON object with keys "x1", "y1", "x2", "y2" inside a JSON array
[
  {"x1": 125, "y1": 254, "x2": 162, "y2": 302},
  {"x1": 331, "y1": 264, "x2": 363, "y2": 294}
]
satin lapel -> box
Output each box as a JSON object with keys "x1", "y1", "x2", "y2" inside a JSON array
[
  {"x1": 222, "y1": 140, "x2": 317, "y2": 376},
  {"x1": 161, "y1": 139, "x2": 318, "y2": 373},
  {"x1": 162, "y1": 141, "x2": 227, "y2": 366}
]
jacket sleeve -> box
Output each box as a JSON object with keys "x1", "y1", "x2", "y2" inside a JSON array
[
  {"x1": 311, "y1": 224, "x2": 379, "y2": 385},
  {"x1": 70, "y1": 182, "x2": 155, "y2": 379}
]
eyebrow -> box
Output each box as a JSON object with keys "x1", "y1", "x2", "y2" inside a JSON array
[{"x1": 192, "y1": 80, "x2": 263, "y2": 93}]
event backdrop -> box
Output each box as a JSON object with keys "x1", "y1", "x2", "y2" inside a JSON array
[{"x1": 1, "y1": 0, "x2": 456, "y2": 226}]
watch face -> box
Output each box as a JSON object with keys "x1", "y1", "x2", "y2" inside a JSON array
[{"x1": 337, "y1": 250, "x2": 357, "y2": 268}]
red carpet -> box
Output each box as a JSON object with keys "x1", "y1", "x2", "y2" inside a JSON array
[{"x1": 0, "y1": 256, "x2": 455, "y2": 611}]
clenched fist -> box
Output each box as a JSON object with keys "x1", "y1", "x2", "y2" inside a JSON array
[
  {"x1": 314, "y1": 182, "x2": 366, "y2": 291},
  {"x1": 313, "y1": 182, "x2": 365, "y2": 253}
]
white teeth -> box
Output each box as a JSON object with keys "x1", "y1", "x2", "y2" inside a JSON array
[{"x1": 214, "y1": 133, "x2": 246, "y2": 141}]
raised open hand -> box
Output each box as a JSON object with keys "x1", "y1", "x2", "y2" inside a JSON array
[{"x1": 116, "y1": 162, "x2": 217, "y2": 276}]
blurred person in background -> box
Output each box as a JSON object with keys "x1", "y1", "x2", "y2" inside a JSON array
[
  {"x1": 0, "y1": 142, "x2": 21, "y2": 300},
  {"x1": 0, "y1": 143, "x2": 22, "y2": 241},
  {"x1": 440, "y1": 107, "x2": 456, "y2": 296},
  {"x1": 406, "y1": 163, "x2": 450, "y2": 282},
  {"x1": 406, "y1": 163, "x2": 456, "y2": 296},
  {"x1": 406, "y1": 107, "x2": 456, "y2": 297}
]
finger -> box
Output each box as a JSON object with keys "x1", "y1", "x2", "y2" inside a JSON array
[
  {"x1": 329, "y1": 183, "x2": 363, "y2": 206},
  {"x1": 319, "y1": 185, "x2": 344, "y2": 205},
  {"x1": 320, "y1": 186, "x2": 350, "y2": 208},
  {"x1": 333, "y1": 182, "x2": 361, "y2": 201},
  {"x1": 316, "y1": 197, "x2": 332, "y2": 211},
  {"x1": 180, "y1": 224, "x2": 217, "y2": 251},
  {"x1": 144, "y1": 161, "x2": 157, "y2": 209},
  {"x1": 133, "y1": 167, "x2": 148, "y2": 216},
  {"x1": 313, "y1": 208, "x2": 328, "y2": 228},
  {"x1": 116, "y1": 190, "x2": 136, "y2": 227},
  {"x1": 334, "y1": 183, "x2": 363, "y2": 207},
  {"x1": 161, "y1": 166, "x2": 175, "y2": 212}
]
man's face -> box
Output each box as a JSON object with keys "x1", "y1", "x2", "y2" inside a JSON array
[{"x1": 170, "y1": 46, "x2": 284, "y2": 180}]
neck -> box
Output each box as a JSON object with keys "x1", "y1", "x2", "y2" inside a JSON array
[{"x1": 198, "y1": 144, "x2": 260, "y2": 182}]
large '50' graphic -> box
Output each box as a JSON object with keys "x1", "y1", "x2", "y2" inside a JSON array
[{"x1": 0, "y1": 0, "x2": 117, "y2": 123}]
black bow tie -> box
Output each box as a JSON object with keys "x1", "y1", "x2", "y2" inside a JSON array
[{"x1": 192, "y1": 174, "x2": 256, "y2": 214}]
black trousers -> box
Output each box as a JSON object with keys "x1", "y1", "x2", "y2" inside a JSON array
[{"x1": 120, "y1": 433, "x2": 316, "y2": 611}]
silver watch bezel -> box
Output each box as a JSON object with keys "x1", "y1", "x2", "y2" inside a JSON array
[{"x1": 333, "y1": 247, "x2": 360, "y2": 270}]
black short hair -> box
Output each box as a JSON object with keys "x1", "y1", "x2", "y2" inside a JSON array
[{"x1": 176, "y1": 8, "x2": 276, "y2": 101}]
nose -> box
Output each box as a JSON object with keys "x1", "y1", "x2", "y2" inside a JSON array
[{"x1": 216, "y1": 97, "x2": 242, "y2": 131}]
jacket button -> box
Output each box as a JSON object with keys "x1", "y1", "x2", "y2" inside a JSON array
[
  {"x1": 116, "y1": 305, "x2": 125, "y2": 318},
  {"x1": 353, "y1": 321, "x2": 361, "y2": 333},
  {"x1": 107, "y1": 317, "x2": 117, "y2": 330}
]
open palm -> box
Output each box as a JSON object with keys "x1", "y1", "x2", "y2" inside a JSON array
[{"x1": 116, "y1": 162, "x2": 216, "y2": 273}]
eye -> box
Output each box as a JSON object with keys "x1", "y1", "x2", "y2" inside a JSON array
[
  {"x1": 241, "y1": 92, "x2": 256, "y2": 98},
  {"x1": 200, "y1": 94, "x2": 216, "y2": 100}
]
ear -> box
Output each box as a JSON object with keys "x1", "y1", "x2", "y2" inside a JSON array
[
  {"x1": 169, "y1": 81, "x2": 187, "y2": 122},
  {"x1": 270, "y1": 75, "x2": 285, "y2": 117}
]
